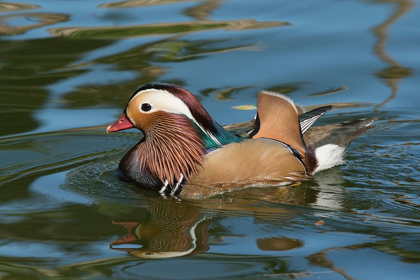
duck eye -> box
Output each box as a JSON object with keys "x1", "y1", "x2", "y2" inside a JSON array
[{"x1": 141, "y1": 103, "x2": 152, "y2": 112}]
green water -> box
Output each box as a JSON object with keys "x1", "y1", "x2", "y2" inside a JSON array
[{"x1": 1, "y1": 0, "x2": 419, "y2": 279}]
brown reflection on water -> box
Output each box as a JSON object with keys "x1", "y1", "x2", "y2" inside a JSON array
[
  {"x1": 0, "y1": 13, "x2": 69, "y2": 36},
  {"x1": 49, "y1": 19, "x2": 289, "y2": 39},
  {"x1": 257, "y1": 236, "x2": 303, "y2": 251},
  {"x1": 100, "y1": 0, "x2": 223, "y2": 21},
  {"x1": 109, "y1": 185, "x2": 322, "y2": 258},
  {"x1": 202, "y1": 85, "x2": 253, "y2": 101},
  {"x1": 111, "y1": 199, "x2": 211, "y2": 258},
  {"x1": 184, "y1": 0, "x2": 223, "y2": 21},
  {"x1": 99, "y1": 0, "x2": 196, "y2": 9},
  {"x1": 305, "y1": 243, "x2": 379, "y2": 280},
  {"x1": 306, "y1": 253, "x2": 355, "y2": 280},
  {"x1": 0, "y1": 2, "x2": 40, "y2": 12},
  {"x1": 56, "y1": 0, "x2": 285, "y2": 38},
  {"x1": 372, "y1": 0, "x2": 414, "y2": 111}
]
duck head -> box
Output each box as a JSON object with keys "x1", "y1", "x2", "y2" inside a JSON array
[
  {"x1": 107, "y1": 83, "x2": 242, "y2": 194},
  {"x1": 107, "y1": 83, "x2": 215, "y2": 136}
]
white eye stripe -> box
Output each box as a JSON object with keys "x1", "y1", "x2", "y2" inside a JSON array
[
  {"x1": 130, "y1": 88, "x2": 221, "y2": 146},
  {"x1": 132, "y1": 89, "x2": 197, "y2": 119}
]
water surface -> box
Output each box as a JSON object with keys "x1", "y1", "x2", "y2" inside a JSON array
[{"x1": 0, "y1": 0, "x2": 420, "y2": 279}]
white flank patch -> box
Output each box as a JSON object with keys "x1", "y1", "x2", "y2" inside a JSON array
[{"x1": 314, "y1": 144, "x2": 346, "y2": 173}]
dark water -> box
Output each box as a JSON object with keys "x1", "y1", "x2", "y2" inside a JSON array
[{"x1": 1, "y1": 0, "x2": 419, "y2": 279}]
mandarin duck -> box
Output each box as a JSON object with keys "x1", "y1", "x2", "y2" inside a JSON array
[{"x1": 107, "y1": 83, "x2": 374, "y2": 199}]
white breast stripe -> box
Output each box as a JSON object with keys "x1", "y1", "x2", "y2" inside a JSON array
[
  {"x1": 159, "y1": 179, "x2": 169, "y2": 193},
  {"x1": 171, "y1": 173, "x2": 184, "y2": 195}
]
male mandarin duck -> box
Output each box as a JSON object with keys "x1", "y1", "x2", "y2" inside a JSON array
[{"x1": 107, "y1": 83, "x2": 374, "y2": 199}]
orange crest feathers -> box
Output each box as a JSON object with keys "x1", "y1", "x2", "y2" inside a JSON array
[{"x1": 251, "y1": 91, "x2": 307, "y2": 156}]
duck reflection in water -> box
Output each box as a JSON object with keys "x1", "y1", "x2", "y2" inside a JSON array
[
  {"x1": 110, "y1": 199, "x2": 211, "y2": 258},
  {"x1": 108, "y1": 184, "x2": 336, "y2": 258}
]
